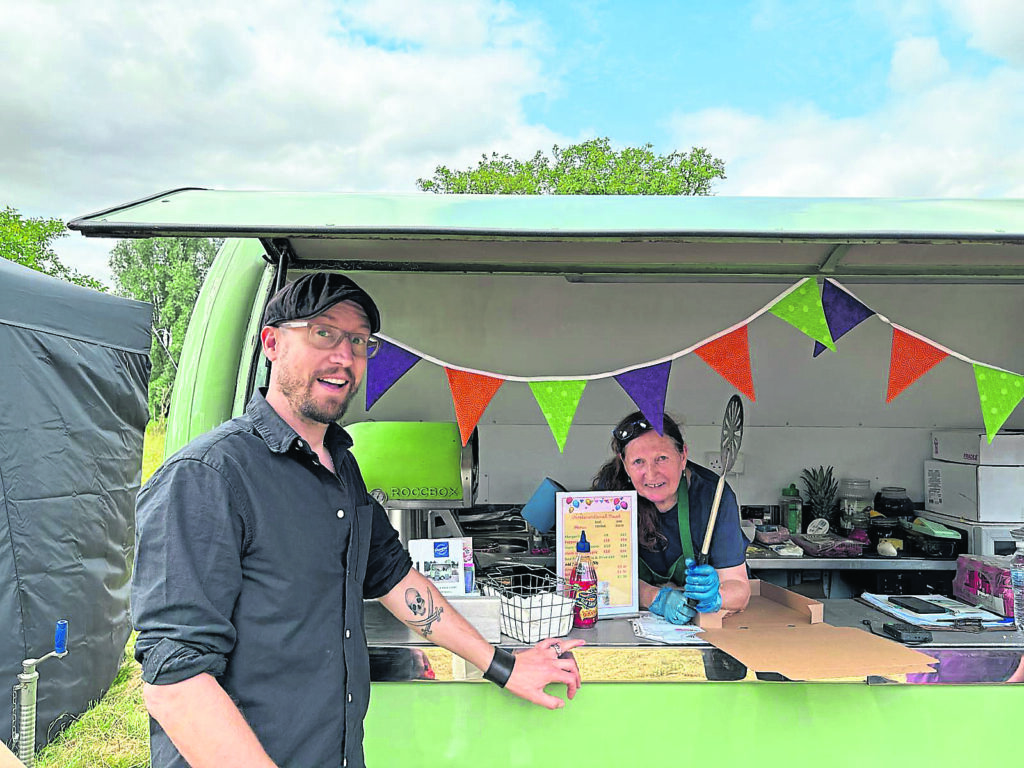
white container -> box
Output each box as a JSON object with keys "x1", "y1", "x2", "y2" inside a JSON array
[
  {"x1": 919, "y1": 510, "x2": 1023, "y2": 557},
  {"x1": 923, "y1": 460, "x2": 1024, "y2": 524},
  {"x1": 931, "y1": 430, "x2": 1024, "y2": 466}
]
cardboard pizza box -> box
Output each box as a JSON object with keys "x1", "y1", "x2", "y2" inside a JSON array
[{"x1": 698, "y1": 581, "x2": 936, "y2": 680}]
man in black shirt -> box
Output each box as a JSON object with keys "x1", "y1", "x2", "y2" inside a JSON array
[{"x1": 132, "y1": 273, "x2": 583, "y2": 768}]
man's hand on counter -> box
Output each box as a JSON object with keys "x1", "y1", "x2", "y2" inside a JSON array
[{"x1": 506, "y1": 638, "x2": 585, "y2": 710}]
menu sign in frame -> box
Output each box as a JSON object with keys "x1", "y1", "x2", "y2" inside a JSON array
[{"x1": 555, "y1": 490, "x2": 639, "y2": 619}]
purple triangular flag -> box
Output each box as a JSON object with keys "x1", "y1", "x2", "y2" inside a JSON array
[
  {"x1": 614, "y1": 361, "x2": 672, "y2": 434},
  {"x1": 366, "y1": 339, "x2": 421, "y2": 409},
  {"x1": 813, "y1": 281, "x2": 876, "y2": 357}
]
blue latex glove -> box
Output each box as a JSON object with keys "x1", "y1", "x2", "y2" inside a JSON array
[
  {"x1": 649, "y1": 586, "x2": 696, "y2": 625},
  {"x1": 683, "y1": 558, "x2": 723, "y2": 613}
]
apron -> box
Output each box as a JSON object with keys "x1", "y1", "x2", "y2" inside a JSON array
[{"x1": 637, "y1": 475, "x2": 695, "y2": 587}]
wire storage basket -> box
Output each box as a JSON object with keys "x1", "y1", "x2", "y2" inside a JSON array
[{"x1": 478, "y1": 565, "x2": 574, "y2": 643}]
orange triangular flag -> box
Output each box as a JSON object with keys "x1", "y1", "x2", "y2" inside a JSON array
[
  {"x1": 694, "y1": 326, "x2": 756, "y2": 401},
  {"x1": 445, "y1": 368, "x2": 505, "y2": 445},
  {"x1": 886, "y1": 328, "x2": 948, "y2": 402}
]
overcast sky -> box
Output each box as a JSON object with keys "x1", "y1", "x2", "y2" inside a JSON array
[{"x1": 3, "y1": 0, "x2": 1022, "y2": 284}]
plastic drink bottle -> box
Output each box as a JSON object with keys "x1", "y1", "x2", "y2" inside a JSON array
[
  {"x1": 780, "y1": 484, "x2": 803, "y2": 535},
  {"x1": 1010, "y1": 527, "x2": 1024, "y2": 633},
  {"x1": 570, "y1": 530, "x2": 598, "y2": 629}
]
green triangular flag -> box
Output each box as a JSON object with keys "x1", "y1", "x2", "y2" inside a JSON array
[
  {"x1": 973, "y1": 364, "x2": 1024, "y2": 443},
  {"x1": 529, "y1": 380, "x2": 587, "y2": 453},
  {"x1": 770, "y1": 280, "x2": 835, "y2": 351}
]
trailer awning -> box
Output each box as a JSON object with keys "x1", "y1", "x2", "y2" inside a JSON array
[{"x1": 69, "y1": 189, "x2": 1024, "y2": 281}]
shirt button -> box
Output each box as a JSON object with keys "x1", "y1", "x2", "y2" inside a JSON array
[
  {"x1": 345, "y1": 629, "x2": 351, "y2": 638},
  {"x1": 347, "y1": 692, "x2": 353, "y2": 703},
  {"x1": 337, "y1": 509, "x2": 345, "y2": 518}
]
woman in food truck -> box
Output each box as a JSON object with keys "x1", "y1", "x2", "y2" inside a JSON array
[{"x1": 593, "y1": 411, "x2": 751, "y2": 624}]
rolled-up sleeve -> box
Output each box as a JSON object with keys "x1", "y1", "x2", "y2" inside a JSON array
[
  {"x1": 709, "y1": 484, "x2": 747, "y2": 569},
  {"x1": 361, "y1": 498, "x2": 412, "y2": 599},
  {"x1": 132, "y1": 458, "x2": 247, "y2": 685}
]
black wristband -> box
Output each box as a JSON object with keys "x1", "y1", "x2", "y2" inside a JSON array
[{"x1": 483, "y1": 647, "x2": 516, "y2": 688}]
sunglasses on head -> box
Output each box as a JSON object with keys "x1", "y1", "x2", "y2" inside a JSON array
[{"x1": 613, "y1": 416, "x2": 652, "y2": 445}]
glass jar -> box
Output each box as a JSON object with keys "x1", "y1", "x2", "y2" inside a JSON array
[
  {"x1": 868, "y1": 516, "x2": 902, "y2": 551},
  {"x1": 838, "y1": 478, "x2": 873, "y2": 533},
  {"x1": 874, "y1": 487, "x2": 914, "y2": 520}
]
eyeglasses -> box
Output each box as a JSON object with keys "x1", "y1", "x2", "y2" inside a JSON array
[
  {"x1": 278, "y1": 322, "x2": 381, "y2": 358},
  {"x1": 613, "y1": 416, "x2": 651, "y2": 445}
]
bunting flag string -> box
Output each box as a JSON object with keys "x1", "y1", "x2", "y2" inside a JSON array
[
  {"x1": 769, "y1": 278, "x2": 835, "y2": 351},
  {"x1": 814, "y1": 279, "x2": 876, "y2": 357},
  {"x1": 366, "y1": 338, "x2": 421, "y2": 409},
  {"x1": 885, "y1": 327, "x2": 949, "y2": 402},
  {"x1": 445, "y1": 369, "x2": 504, "y2": 445},
  {"x1": 974, "y1": 364, "x2": 1024, "y2": 443},
  {"x1": 694, "y1": 325, "x2": 756, "y2": 401},
  {"x1": 365, "y1": 277, "x2": 1023, "y2": 445},
  {"x1": 529, "y1": 380, "x2": 587, "y2": 452},
  {"x1": 614, "y1": 361, "x2": 673, "y2": 435}
]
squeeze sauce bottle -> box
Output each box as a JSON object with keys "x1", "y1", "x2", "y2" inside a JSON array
[{"x1": 570, "y1": 530, "x2": 598, "y2": 629}]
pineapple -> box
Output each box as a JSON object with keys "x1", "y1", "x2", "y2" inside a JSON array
[{"x1": 800, "y1": 465, "x2": 839, "y2": 528}]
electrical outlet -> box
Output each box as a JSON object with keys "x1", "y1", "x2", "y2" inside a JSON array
[
  {"x1": 704, "y1": 451, "x2": 723, "y2": 473},
  {"x1": 704, "y1": 451, "x2": 744, "y2": 475}
]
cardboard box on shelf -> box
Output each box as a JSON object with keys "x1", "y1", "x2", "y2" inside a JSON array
[
  {"x1": 931, "y1": 430, "x2": 1024, "y2": 466},
  {"x1": 697, "y1": 581, "x2": 936, "y2": 681},
  {"x1": 924, "y1": 459, "x2": 1024, "y2": 523}
]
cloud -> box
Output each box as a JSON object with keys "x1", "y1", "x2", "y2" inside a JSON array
[
  {"x1": 888, "y1": 37, "x2": 950, "y2": 92},
  {"x1": 0, "y1": 0, "x2": 564, "y2": 281},
  {"x1": 668, "y1": 34, "x2": 1024, "y2": 197},
  {"x1": 942, "y1": 0, "x2": 1024, "y2": 65}
]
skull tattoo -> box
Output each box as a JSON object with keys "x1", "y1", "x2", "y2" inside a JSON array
[{"x1": 406, "y1": 588, "x2": 427, "y2": 617}]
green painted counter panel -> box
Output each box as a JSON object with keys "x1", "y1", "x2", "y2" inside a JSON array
[{"x1": 366, "y1": 681, "x2": 1020, "y2": 767}]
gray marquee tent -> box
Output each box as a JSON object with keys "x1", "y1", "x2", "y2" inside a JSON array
[{"x1": 1, "y1": 258, "x2": 151, "y2": 751}]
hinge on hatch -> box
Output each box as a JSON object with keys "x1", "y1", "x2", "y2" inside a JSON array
[{"x1": 260, "y1": 238, "x2": 294, "y2": 293}]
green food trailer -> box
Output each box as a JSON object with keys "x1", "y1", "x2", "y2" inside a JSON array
[{"x1": 71, "y1": 191, "x2": 1023, "y2": 767}]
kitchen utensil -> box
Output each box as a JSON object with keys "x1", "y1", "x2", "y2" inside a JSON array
[{"x1": 696, "y1": 395, "x2": 745, "y2": 565}]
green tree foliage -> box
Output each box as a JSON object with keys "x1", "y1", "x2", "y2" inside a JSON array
[
  {"x1": 109, "y1": 238, "x2": 220, "y2": 418},
  {"x1": 417, "y1": 137, "x2": 726, "y2": 195},
  {"x1": 0, "y1": 206, "x2": 105, "y2": 290}
]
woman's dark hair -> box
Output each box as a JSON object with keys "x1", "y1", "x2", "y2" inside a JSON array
[{"x1": 591, "y1": 411, "x2": 686, "y2": 552}]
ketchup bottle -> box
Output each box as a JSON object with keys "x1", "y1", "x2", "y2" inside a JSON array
[{"x1": 570, "y1": 530, "x2": 598, "y2": 629}]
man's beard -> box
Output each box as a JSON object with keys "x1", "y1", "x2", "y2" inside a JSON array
[
  {"x1": 298, "y1": 389, "x2": 355, "y2": 424},
  {"x1": 279, "y1": 366, "x2": 359, "y2": 425}
]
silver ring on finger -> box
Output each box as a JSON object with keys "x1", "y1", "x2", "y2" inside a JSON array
[{"x1": 551, "y1": 642, "x2": 562, "y2": 658}]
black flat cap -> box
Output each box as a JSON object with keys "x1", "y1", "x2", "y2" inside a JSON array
[{"x1": 262, "y1": 272, "x2": 381, "y2": 333}]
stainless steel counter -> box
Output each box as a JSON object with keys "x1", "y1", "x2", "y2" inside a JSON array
[
  {"x1": 747, "y1": 556, "x2": 957, "y2": 571},
  {"x1": 366, "y1": 598, "x2": 1024, "y2": 684}
]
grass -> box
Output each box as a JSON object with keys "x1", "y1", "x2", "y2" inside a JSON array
[
  {"x1": 34, "y1": 638, "x2": 149, "y2": 768},
  {"x1": 34, "y1": 421, "x2": 166, "y2": 768},
  {"x1": 140, "y1": 421, "x2": 166, "y2": 487}
]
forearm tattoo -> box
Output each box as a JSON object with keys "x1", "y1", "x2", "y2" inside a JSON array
[{"x1": 403, "y1": 587, "x2": 443, "y2": 636}]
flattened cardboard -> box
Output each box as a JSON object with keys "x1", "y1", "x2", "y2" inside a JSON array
[
  {"x1": 702, "y1": 624, "x2": 936, "y2": 680},
  {"x1": 698, "y1": 580, "x2": 937, "y2": 679}
]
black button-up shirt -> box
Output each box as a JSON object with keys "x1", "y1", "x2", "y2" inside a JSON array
[{"x1": 132, "y1": 390, "x2": 412, "y2": 768}]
